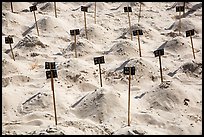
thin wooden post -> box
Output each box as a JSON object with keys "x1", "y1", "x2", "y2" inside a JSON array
[
  {"x1": 179, "y1": 11, "x2": 181, "y2": 36},
  {"x1": 33, "y1": 11, "x2": 39, "y2": 36},
  {"x1": 190, "y1": 35, "x2": 195, "y2": 59},
  {"x1": 74, "y1": 31, "x2": 77, "y2": 58},
  {"x1": 94, "y1": 2, "x2": 96, "y2": 24},
  {"x1": 49, "y1": 64, "x2": 57, "y2": 125},
  {"x1": 127, "y1": 11, "x2": 133, "y2": 41},
  {"x1": 10, "y1": 2, "x2": 14, "y2": 13},
  {"x1": 137, "y1": 31, "x2": 141, "y2": 57},
  {"x1": 158, "y1": 55, "x2": 163, "y2": 83},
  {"x1": 9, "y1": 43, "x2": 15, "y2": 61},
  {"x1": 138, "y1": 3, "x2": 141, "y2": 23},
  {"x1": 128, "y1": 67, "x2": 131, "y2": 126},
  {"x1": 54, "y1": 2, "x2": 57, "y2": 18},
  {"x1": 84, "y1": 11, "x2": 88, "y2": 39},
  {"x1": 183, "y1": 2, "x2": 185, "y2": 15},
  {"x1": 99, "y1": 63, "x2": 102, "y2": 87}
]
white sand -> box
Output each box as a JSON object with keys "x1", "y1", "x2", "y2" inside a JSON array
[{"x1": 2, "y1": 2, "x2": 202, "y2": 135}]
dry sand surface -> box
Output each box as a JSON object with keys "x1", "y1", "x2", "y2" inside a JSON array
[{"x1": 2, "y1": 2, "x2": 202, "y2": 135}]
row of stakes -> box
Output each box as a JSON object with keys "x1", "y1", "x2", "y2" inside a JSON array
[
  {"x1": 5, "y1": 2, "x2": 196, "y2": 126},
  {"x1": 8, "y1": 2, "x2": 187, "y2": 38},
  {"x1": 8, "y1": 3, "x2": 194, "y2": 59},
  {"x1": 4, "y1": 34, "x2": 196, "y2": 127}
]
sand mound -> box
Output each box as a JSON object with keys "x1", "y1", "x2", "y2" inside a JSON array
[
  {"x1": 2, "y1": 10, "x2": 33, "y2": 35},
  {"x1": 2, "y1": 58, "x2": 19, "y2": 76},
  {"x1": 161, "y1": 37, "x2": 189, "y2": 53},
  {"x1": 179, "y1": 61, "x2": 202, "y2": 78},
  {"x1": 166, "y1": 18, "x2": 200, "y2": 35},
  {"x1": 71, "y1": 88, "x2": 123, "y2": 124},
  {"x1": 59, "y1": 119, "x2": 110, "y2": 135},
  {"x1": 141, "y1": 81, "x2": 185, "y2": 112},
  {"x1": 62, "y1": 40, "x2": 97, "y2": 57},
  {"x1": 168, "y1": 60, "x2": 202, "y2": 79},
  {"x1": 104, "y1": 57, "x2": 159, "y2": 87},
  {"x1": 105, "y1": 40, "x2": 138, "y2": 57},
  {"x1": 79, "y1": 24, "x2": 116, "y2": 45},
  {"x1": 37, "y1": 16, "x2": 69, "y2": 34},
  {"x1": 28, "y1": 125, "x2": 65, "y2": 135},
  {"x1": 14, "y1": 35, "x2": 47, "y2": 50},
  {"x1": 18, "y1": 92, "x2": 52, "y2": 114},
  {"x1": 2, "y1": 75, "x2": 31, "y2": 87}
]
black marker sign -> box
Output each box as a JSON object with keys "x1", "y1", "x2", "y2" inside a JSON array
[
  {"x1": 123, "y1": 66, "x2": 135, "y2": 126},
  {"x1": 70, "y1": 29, "x2": 80, "y2": 58},
  {"x1": 70, "y1": 29, "x2": 80, "y2": 36},
  {"x1": 176, "y1": 6, "x2": 184, "y2": 12},
  {"x1": 5, "y1": 36, "x2": 15, "y2": 61},
  {"x1": 45, "y1": 62, "x2": 56, "y2": 69},
  {"x1": 133, "y1": 30, "x2": 143, "y2": 57},
  {"x1": 124, "y1": 6, "x2": 133, "y2": 41},
  {"x1": 94, "y1": 56, "x2": 105, "y2": 87},
  {"x1": 154, "y1": 48, "x2": 164, "y2": 57},
  {"x1": 176, "y1": 6, "x2": 184, "y2": 36},
  {"x1": 186, "y1": 29, "x2": 194, "y2": 37},
  {"x1": 46, "y1": 70, "x2": 58, "y2": 79},
  {"x1": 124, "y1": 7, "x2": 132, "y2": 12},
  {"x1": 123, "y1": 67, "x2": 135, "y2": 75},
  {"x1": 29, "y1": 5, "x2": 37, "y2": 12},
  {"x1": 186, "y1": 29, "x2": 196, "y2": 59},
  {"x1": 30, "y1": 5, "x2": 39, "y2": 36},
  {"x1": 133, "y1": 30, "x2": 143, "y2": 36},
  {"x1": 45, "y1": 62, "x2": 58, "y2": 125},
  {"x1": 81, "y1": 6, "x2": 88, "y2": 12},
  {"x1": 154, "y1": 48, "x2": 164, "y2": 83},
  {"x1": 94, "y1": 56, "x2": 105, "y2": 65},
  {"x1": 81, "y1": 6, "x2": 88, "y2": 39},
  {"x1": 5, "y1": 36, "x2": 13, "y2": 44}
]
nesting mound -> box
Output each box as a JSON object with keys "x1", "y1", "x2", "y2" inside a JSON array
[
  {"x1": 71, "y1": 88, "x2": 123, "y2": 124},
  {"x1": 105, "y1": 40, "x2": 138, "y2": 57},
  {"x1": 14, "y1": 35, "x2": 47, "y2": 50},
  {"x1": 166, "y1": 18, "x2": 198, "y2": 33},
  {"x1": 104, "y1": 58, "x2": 159, "y2": 86},
  {"x1": 2, "y1": 59, "x2": 19, "y2": 76},
  {"x1": 80, "y1": 24, "x2": 114, "y2": 45},
  {"x1": 142, "y1": 81, "x2": 185, "y2": 111},
  {"x1": 18, "y1": 92, "x2": 52, "y2": 114},
  {"x1": 37, "y1": 16, "x2": 68, "y2": 34},
  {"x1": 180, "y1": 61, "x2": 202, "y2": 78},
  {"x1": 62, "y1": 40, "x2": 96, "y2": 57},
  {"x1": 2, "y1": 75, "x2": 31, "y2": 87},
  {"x1": 161, "y1": 37, "x2": 189, "y2": 54}
]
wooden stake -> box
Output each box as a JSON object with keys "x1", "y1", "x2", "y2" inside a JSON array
[
  {"x1": 128, "y1": 67, "x2": 131, "y2": 126},
  {"x1": 9, "y1": 43, "x2": 15, "y2": 61},
  {"x1": 84, "y1": 11, "x2": 88, "y2": 39},
  {"x1": 190, "y1": 35, "x2": 195, "y2": 59},
  {"x1": 127, "y1": 10, "x2": 133, "y2": 41},
  {"x1": 94, "y1": 2, "x2": 96, "y2": 24},
  {"x1": 99, "y1": 63, "x2": 102, "y2": 87},
  {"x1": 138, "y1": 3, "x2": 141, "y2": 23},
  {"x1": 49, "y1": 64, "x2": 57, "y2": 125},
  {"x1": 183, "y1": 2, "x2": 185, "y2": 15},
  {"x1": 54, "y1": 2, "x2": 57, "y2": 18},
  {"x1": 137, "y1": 31, "x2": 141, "y2": 57},
  {"x1": 74, "y1": 31, "x2": 77, "y2": 58},
  {"x1": 158, "y1": 55, "x2": 163, "y2": 83},
  {"x1": 179, "y1": 11, "x2": 181, "y2": 36},
  {"x1": 10, "y1": 2, "x2": 14, "y2": 13},
  {"x1": 33, "y1": 11, "x2": 39, "y2": 36}
]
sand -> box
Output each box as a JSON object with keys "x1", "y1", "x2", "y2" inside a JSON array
[{"x1": 2, "y1": 2, "x2": 202, "y2": 135}]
